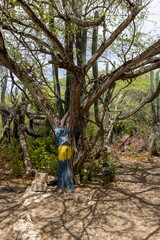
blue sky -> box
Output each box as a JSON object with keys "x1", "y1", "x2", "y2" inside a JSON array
[{"x1": 143, "y1": 0, "x2": 160, "y2": 36}]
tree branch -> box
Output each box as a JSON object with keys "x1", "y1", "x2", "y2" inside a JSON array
[
  {"x1": 84, "y1": 5, "x2": 142, "y2": 73},
  {"x1": 0, "y1": 22, "x2": 61, "y2": 62},
  {"x1": 81, "y1": 39, "x2": 160, "y2": 114},
  {"x1": 65, "y1": 3, "x2": 105, "y2": 28},
  {"x1": 17, "y1": 0, "x2": 65, "y2": 57},
  {"x1": 120, "y1": 61, "x2": 160, "y2": 80},
  {"x1": 0, "y1": 32, "x2": 60, "y2": 128},
  {"x1": 117, "y1": 79, "x2": 160, "y2": 120}
]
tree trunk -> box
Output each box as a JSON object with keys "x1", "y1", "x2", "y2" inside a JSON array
[
  {"x1": 156, "y1": 72, "x2": 160, "y2": 123},
  {"x1": 1, "y1": 73, "x2": 7, "y2": 127},
  {"x1": 13, "y1": 120, "x2": 19, "y2": 139},
  {"x1": 49, "y1": 6, "x2": 64, "y2": 118},
  {"x1": 150, "y1": 71, "x2": 158, "y2": 155},
  {"x1": 92, "y1": 11, "x2": 99, "y2": 124},
  {"x1": 54, "y1": 125, "x2": 74, "y2": 191},
  {"x1": 18, "y1": 121, "x2": 34, "y2": 175}
]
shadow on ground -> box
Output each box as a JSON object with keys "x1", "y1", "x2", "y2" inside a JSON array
[{"x1": 0, "y1": 158, "x2": 160, "y2": 240}]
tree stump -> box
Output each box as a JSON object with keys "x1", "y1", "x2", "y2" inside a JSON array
[{"x1": 31, "y1": 172, "x2": 48, "y2": 192}]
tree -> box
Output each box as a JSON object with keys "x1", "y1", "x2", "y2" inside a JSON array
[
  {"x1": 0, "y1": 0, "x2": 160, "y2": 183},
  {"x1": 0, "y1": 68, "x2": 8, "y2": 127}
]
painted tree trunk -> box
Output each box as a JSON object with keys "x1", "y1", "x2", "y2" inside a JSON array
[{"x1": 54, "y1": 125, "x2": 74, "y2": 191}]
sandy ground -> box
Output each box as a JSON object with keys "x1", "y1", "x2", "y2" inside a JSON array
[{"x1": 0, "y1": 155, "x2": 160, "y2": 240}]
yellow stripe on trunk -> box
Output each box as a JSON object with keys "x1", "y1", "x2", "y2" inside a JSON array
[{"x1": 58, "y1": 146, "x2": 73, "y2": 161}]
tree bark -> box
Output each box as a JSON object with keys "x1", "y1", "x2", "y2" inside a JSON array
[
  {"x1": 18, "y1": 122, "x2": 34, "y2": 176},
  {"x1": 1, "y1": 73, "x2": 7, "y2": 127}
]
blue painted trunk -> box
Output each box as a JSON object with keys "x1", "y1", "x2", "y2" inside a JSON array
[{"x1": 54, "y1": 126, "x2": 74, "y2": 191}]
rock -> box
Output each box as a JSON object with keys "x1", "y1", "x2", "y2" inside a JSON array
[
  {"x1": 35, "y1": 172, "x2": 48, "y2": 183},
  {"x1": 104, "y1": 145, "x2": 112, "y2": 154},
  {"x1": 88, "y1": 201, "x2": 96, "y2": 206},
  {"x1": 73, "y1": 193, "x2": 90, "y2": 203},
  {"x1": 31, "y1": 172, "x2": 49, "y2": 192},
  {"x1": 46, "y1": 175, "x2": 57, "y2": 185},
  {"x1": 118, "y1": 134, "x2": 130, "y2": 148},
  {"x1": 0, "y1": 186, "x2": 13, "y2": 193},
  {"x1": 74, "y1": 175, "x2": 80, "y2": 185},
  {"x1": 128, "y1": 137, "x2": 145, "y2": 152},
  {"x1": 117, "y1": 134, "x2": 145, "y2": 153},
  {"x1": 22, "y1": 192, "x2": 52, "y2": 206},
  {"x1": 31, "y1": 180, "x2": 48, "y2": 192},
  {"x1": 13, "y1": 219, "x2": 43, "y2": 240}
]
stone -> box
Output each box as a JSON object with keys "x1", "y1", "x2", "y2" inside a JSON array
[
  {"x1": 22, "y1": 192, "x2": 52, "y2": 206},
  {"x1": 104, "y1": 145, "x2": 112, "y2": 154},
  {"x1": 74, "y1": 175, "x2": 80, "y2": 185},
  {"x1": 31, "y1": 180, "x2": 48, "y2": 192},
  {"x1": 46, "y1": 175, "x2": 57, "y2": 185},
  {"x1": 13, "y1": 219, "x2": 43, "y2": 240},
  {"x1": 117, "y1": 134, "x2": 145, "y2": 153},
  {"x1": 73, "y1": 193, "x2": 90, "y2": 203},
  {"x1": 35, "y1": 172, "x2": 48, "y2": 183},
  {"x1": 0, "y1": 186, "x2": 13, "y2": 193},
  {"x1": 88, "y1": 201, "x2": 96, "y2": 206}
]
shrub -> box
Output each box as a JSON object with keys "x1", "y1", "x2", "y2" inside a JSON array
[
  {"x1": 0, "y1": 136, "x2": 59, "y2": 177},
  {"x1": 0, "y1": 138, "x2": 24, "y2": 177},
  {"x1": 87, "y1": 121, "x2": 98, "y2": 141},
  {"x1": 27, "y1": 136, "x2": 58, "y2": 175},
  {"x1": 101, "y1": 152, "x2": 117, "y2": 184}
]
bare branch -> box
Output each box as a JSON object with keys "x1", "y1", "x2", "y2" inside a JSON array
[
  {"x1": 120, "y1": 61, "x2": 160, "y2": 80},
  {"x1": 81, "y1": 39, "x2": 160, "y2": 114},
  {"x1": 16, "y1": 0, "x2": 65, "y2": 57},
  {"x1": 10, "y1": 71, "x2": 31, "y2": 101},
  {"x1": 0, "y1": 33, "x2": 60, "y2": 128},
  {"x1": 65, "y1": 2, "x2": 105, "y2": 28},
  {"x1": 0, "y1": 23, "x2": 61, "y2": 62},
  {"x1": 117, "y1": 79, "x2": 160, "y2": 120},
  {"x1": 84, "y1": 5, "x2": 142, "y2": 73}
]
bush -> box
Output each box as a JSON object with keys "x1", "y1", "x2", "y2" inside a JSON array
[
  {"x1": 0, "y1": 136, "x2": 59, "y2": 177},
  {"x1": 101, "y1": 152, "x2": 117, "y2": 184},
  {"x1": 87, "y1": 121, "x2": 98, "y2": 141},
  {"x1": 27, "y1": 136, "x2": 58, "y2": 175},
  {"x1": 0, "y1": 138, "x2": 24, "y2": 177}
]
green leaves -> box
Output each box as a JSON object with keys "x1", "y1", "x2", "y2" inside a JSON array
[
  {"x1": 28, "y1": 137, "x2": 58, "y2": 175},
  {"x1": 101, "y1": 152, "x2": 116, "y2": 184}
]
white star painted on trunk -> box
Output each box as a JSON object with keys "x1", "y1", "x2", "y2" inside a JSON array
[
  {"x1": 61, "y1": 136, "x2": 70, "y2": 145},
  {"x1": 54, "y1": 127, "x2": 61, "y2": 135}
]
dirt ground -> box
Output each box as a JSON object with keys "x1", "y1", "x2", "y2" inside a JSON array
[{"x1": 0, "y1": 153, "x2": 160, "y2": 240}]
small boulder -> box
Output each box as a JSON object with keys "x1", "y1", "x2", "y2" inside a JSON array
[
  {"x1": 74, "y1": 175, "x2": 80, "y2": 185},
  {"x1": 31, "y1": 180, "x2": 48, "y2": 192},
  {"x1": 35, "y1": 172, "x2": 48, "y2": 183},
  {"x1": 46, "y1": 175, "x2": 57, "y2": 185},
  {"x1": 13, "y1": 219, "x2": 43, "y2": 240}
]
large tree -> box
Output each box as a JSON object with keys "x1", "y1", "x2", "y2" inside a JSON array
[{"x1": 0, "y1": 0, "x2": 160, "y2": 174}]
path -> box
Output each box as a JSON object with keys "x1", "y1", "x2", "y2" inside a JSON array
[{"x1": 0, "y1": 155, "x2": 160, "y2": 240}]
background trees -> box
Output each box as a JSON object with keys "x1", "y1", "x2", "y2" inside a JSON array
[{"x1": 0, "y1": 0, "x2": 160, "y2": 175}]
